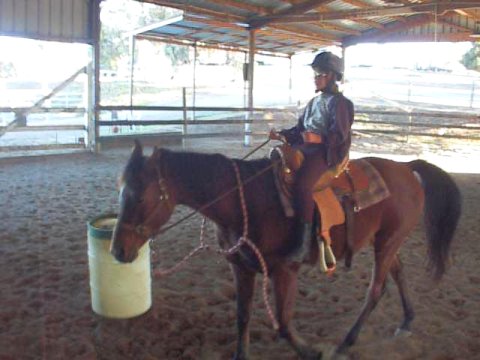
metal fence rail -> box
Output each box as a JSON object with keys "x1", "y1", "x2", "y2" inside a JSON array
[{"x1": 96, "y1": 105, "x2": 480, "y2": 141}]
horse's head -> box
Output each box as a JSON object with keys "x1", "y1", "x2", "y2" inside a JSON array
[{"x1": 111, "y1": 140, "x2": 175, "y2": 263}]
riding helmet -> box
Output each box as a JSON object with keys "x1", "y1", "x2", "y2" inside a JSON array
[{"x1": 311, "y1": 51, "x2": 344, "y2": 81}]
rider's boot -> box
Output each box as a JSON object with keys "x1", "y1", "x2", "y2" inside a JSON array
[{"x1": 290, "y1": 221, "x2": 313, "y2": 263}]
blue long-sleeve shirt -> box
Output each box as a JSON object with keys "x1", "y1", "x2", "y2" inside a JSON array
[{"x1": 280, "y1": 92, "x2": 354, "y2": 166}]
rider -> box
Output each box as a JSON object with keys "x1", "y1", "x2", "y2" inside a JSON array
[{"x1": 270, "y1": 51, "x2": 354, "y2": 262}]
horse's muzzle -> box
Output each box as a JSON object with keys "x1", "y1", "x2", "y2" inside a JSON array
[{"x1": 111, "y1": 246, "x2": 137, "y2": 263}]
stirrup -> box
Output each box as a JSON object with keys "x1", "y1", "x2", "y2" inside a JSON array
[{"x1": 318, "y1": 233, "x2": 336, "y2": 275}]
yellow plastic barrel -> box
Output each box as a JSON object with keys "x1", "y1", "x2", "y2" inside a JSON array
[{"x1": 87, "y1": 214, "x2": 151, "y2": 318}]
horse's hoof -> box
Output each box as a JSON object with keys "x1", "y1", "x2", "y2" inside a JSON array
[
  {"x1": 328, "y1": 344, "x2": 350, "y2": 360},
  {"x1": 232, "y1": 353, "x2": 248, "y2": 360},
  {"x1": 299, "y1": 348, "x2": 322, "y2": 360},
  {"x1": 331, "y1": 353, "x2": 349, "y2": 360},
  {"x1": 326, "y1": 347, "x2": 349, "y2": 360},
  {"x1": 394, "y1": 328, "x2": 412, "y2": 338}
]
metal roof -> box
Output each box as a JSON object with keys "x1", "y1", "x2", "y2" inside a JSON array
[
  {"x1": 133, "y1": 13, "x2": 328, "y2": 56},
  {"x1": 135, "y1": 0, "x2": 480, "y2": 56},
  {"x1": 0, "y1": 0, "x2": 92, "y2": 43}
]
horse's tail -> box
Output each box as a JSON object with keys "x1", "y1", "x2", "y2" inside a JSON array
[{"x1": 408, "y1": 160, "x2": 462, "y2": 280}]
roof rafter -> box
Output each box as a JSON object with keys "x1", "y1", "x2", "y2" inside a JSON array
[
  {"x1": 379, "y1": 32, "x2": 476, "y2": 42},
  {"x1": 453, "y1": 8, "x2": 480, "y2": 21},
  {"x1": 134, "y1": 0, "x2": 479, "y2": 55},
  {"x1": 433, "y1": 14, "x2": 477, "y2": 33},
  {"x1": 344, "y1": 13, "x2": 433, "y2": 45},
  {"x1": 149, "y1": 15, "x2": 329, "y2": 53},
  {"x1": 339, "y1": 0, "x2": 387, "y2": 28},
  {"x1": 142, "y1": 0, "x2": 357, "y2": 42},
  {"x1": 249, "y1": 1, "x2": 480, "y2": 26},
  {"x1": 249, "y1": 0, "x2": 335, "y2": 29},
  {"x1": 201, "y1": 0, "x2": 268, "y2": 15},
  {"x1": 305, "y1": 21, "x2": 362, "y2": 35},
  {"x1": 143, "y1": 0, "x2": 245, "y2": 23}
]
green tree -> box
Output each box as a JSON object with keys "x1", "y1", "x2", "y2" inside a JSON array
[
  {"x1": 100, "y1": 0, "x2": 181, "y2": 70},
  {"x1": 100, "y1": 27, "x2": 129, "y2": 70},
  {"x1": 461, "y1": 42, "x2": 479, "y2": 71},
  {"x1": 164, "y1": 45, "x2": 190, "y2": 65}
]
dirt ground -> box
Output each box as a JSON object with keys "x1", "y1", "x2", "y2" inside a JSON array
[{"x1": 1, "y1": 134, "x2": 479, "y2": 360}]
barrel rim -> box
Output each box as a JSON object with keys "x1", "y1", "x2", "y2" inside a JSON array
[{"x1": 88, "y1": 213, "x2": 118, "y2": 239}]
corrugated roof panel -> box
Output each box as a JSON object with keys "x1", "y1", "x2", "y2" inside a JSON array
[
  {"x1": 190, "y1": 32, "x2": 223, "y2": 41},
  {"x1": 13, "y1": 0, "x2": 27, "y2": 32},
  {"x1": 0, "y1": 0, "x2": 91, "y2": 43},
  {"x1": 337, "y1": 19, "x2": 371, "y2": 32},
  {"x1": 72, "y1": 0, "x2": 89, "y2": 40},
  {"x1": 179, "y1": 20, "x2": 205, "y2": 29},
  {"x1": 136, "y1": 14, "x2": 304, "y2": 55},
  {"x1": 26, "y1": 1, "x2": 39, "y2": 34},
  {"x1": 138, "y1": 1, "x2": 479, "y2": 52},
  {"x1": 325, "y1": 0, "x2": 358, "y2": 12},
  {"x1": 211, "y1": 34, "x2": 243, "y2": 43},
  {"x1": 151, "y1": 26, "x2": 185, "y2": 36},
  {"x1": 0, "y1": 0, "x2": 14, "y2": 31},
  {"x1": 50, "y1": 0, "x2": 62, "y2": 36}
]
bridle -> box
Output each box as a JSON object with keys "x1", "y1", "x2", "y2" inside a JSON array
[{"x1": 119, "y1": 165, "x2": 174, "y2": 239}]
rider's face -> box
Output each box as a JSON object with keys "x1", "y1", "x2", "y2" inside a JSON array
[{"x1": 314, "y1": 70, "x2": 334, "y2": 92}]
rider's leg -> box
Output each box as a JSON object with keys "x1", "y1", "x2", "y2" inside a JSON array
[{"x1": 291, "y1": 145, "x2": 327, "y2": 262}]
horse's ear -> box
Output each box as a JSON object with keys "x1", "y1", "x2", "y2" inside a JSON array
[
  {"x1": 132, "y1": 139, "x2": 143, "y2": 158},
  {"x1": 152, "y1": 146, "x2": 162, "y2": 159},
  {"x1": 125, "y1": 140, "x2": 144, "y2": 178}
]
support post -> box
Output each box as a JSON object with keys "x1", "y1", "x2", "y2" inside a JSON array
[
  {"x1": 470, "y1": 80, "x2": 475, "y2": 108},
  {"x1": 86, "y1": 60, "x2": 94, "y2": 149},
  {"x1": 92, "y1": 0, "x2": 101, "y2": 153},
  {"x1": 182, "y1": 87, "x2": 188, "y2": 149},
  {"x1": 193, "y1": 42, "x2": 197, "y2": 121},
  {"x1": 182, "y1": 87, "x2": 188, "y2": 133},
  {"x1": 129, "y1": 36, "x2": 136, "y2": 108},
  {"x1": 245, "y1": 29, "x2": 255, "y2": 147},
  {"x1": 288, "y1": 55, "x2": 293, "y2": 104},
  {"x1": 243, "y1": 51, "x2": 247, "y2": 109}
]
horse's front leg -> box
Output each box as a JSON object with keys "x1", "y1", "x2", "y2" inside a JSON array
[
  {"x1": 230, "y1": 263, "x2": 256, "y2": 360},
  {"x1": 272, "y1": 264, "x2": 322, "y2": 360}
]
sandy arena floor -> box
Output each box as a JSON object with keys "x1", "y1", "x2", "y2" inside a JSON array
[{"x1": 1, "y1": 135, "x2": 479, "y2": 360}]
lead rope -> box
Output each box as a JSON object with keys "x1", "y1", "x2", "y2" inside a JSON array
[
  {"x1": 231, "y1": 160, "x2": 279, "y2": 331},
  {"x1": 154, "y1": 139, "x2": 279, "y2": 330}
]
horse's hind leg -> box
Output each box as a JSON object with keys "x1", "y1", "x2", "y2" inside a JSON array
[
  {"x1": 390, "y1": 255, "x2": 415, "y2": 335},
  {"x1": 336, "y1": 234, "x2": 402, "y2": 354},
  {"x1": 231, "y1": 263, "x2": 256, "y2": 360},
  {"x1": 272, "y1": 264, "x2": 321, "y2": 360}
]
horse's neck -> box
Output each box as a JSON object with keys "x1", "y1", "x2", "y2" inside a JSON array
[{"x1": 164, "y1": 151, "x2": 243, "y2": 228}]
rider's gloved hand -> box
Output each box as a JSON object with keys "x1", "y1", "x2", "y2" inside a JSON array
[{"x1": 269, "y1": 128, "x2": 283, "y2": 141}]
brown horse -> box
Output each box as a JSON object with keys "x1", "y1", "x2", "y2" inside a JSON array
[{"x1": 111, "y1": 140, "x2": 461, "y2": 360}]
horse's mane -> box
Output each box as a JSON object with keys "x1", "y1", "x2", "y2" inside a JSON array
[
  {"x1": 119, "y1": 146, "x2": 275, "y2": 215},
  {"x1": 160, "y1": 149, "x2": 272, "y2": 202}
]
